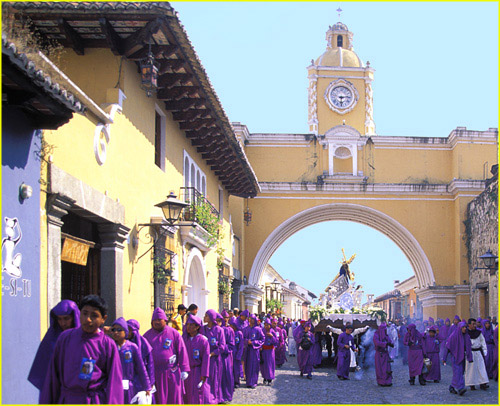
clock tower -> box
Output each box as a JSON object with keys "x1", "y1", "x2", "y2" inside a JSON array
[{"x1": 307, "y1": 21, "x2": 376, "y2": 137}]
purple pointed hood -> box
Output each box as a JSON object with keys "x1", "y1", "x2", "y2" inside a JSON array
[
  {"x1": 205, "y1": 309, "x2": 218, "y2": 324},
  {"x1": 112, "y1": 317, "x2": 129, "y2": 335},
  {"x1": 152, "y1": 307, "x2": 168, "y2": 321},
  {"x1": 446, "y1": 321, "x2": 471, "y2": 363}
]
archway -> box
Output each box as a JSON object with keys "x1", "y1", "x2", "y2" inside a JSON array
[
  {"x1": 183, "y1": 247, "x2": 208, "y2": 316},
  {"x1": 249, "y1": 203, "x2": 435, "y2": 289}
]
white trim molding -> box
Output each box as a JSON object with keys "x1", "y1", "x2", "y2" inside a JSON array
[{"x1": 415, "y1": 285, "x2": 470, "y2": 308}]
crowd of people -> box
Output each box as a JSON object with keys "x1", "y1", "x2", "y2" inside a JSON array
[{"x1": 27, "y1": 295, "x2": 498, "y2": 404}]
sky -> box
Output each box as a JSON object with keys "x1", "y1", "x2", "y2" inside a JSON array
[{"x1": 171, "y1": 1, "x2": 498, "y2": 300}]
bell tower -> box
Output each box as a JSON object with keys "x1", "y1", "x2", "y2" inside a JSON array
[{"x1": 307, "y1": 20, "x2": 375, "y2": 137}]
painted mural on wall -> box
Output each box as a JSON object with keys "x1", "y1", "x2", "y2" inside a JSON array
[{"x1": 2, "y1": 217, "x2": 31, "y2": 297}]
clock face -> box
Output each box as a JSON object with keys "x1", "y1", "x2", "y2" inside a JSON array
[{"x1": 329, "y1": 85, "x2": 354, "y2": 109}]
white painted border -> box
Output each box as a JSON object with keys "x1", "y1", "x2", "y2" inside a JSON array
[{"x1": 183, "y1": 247, "x2": 208, "y2": 316}]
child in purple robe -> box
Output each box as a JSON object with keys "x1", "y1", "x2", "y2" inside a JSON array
[
  {"x1": 127, "y1": 319, "x2": 155, "y2": 392},
  {"x1": 229, "y1": 317, "x2": 244, "y2": 388},
  {"x1": 443, "y1": 321, "x2": 472, "y2": 395},
  {"x1": 111, "y1": 317, "x2": 151, "y2": 403},
  {"x1": 243, "y1": 314, "x2": 265, "y2": 388},
  {"x1": 144, "y1": 307, "x2": 190, "y2": 404},
  {"x1": 273, "y1": 319, "x2": 288, "y2": 367},
  {"x1": 482, "y1": 320, "x2": 495, "y2": 379},
  {"x1": 40, "y1": 295, "x2": 124, "y2": 404},
  {"x1": 203, "y1": 309, "x2": 226, "y2": 402},
  {"x1": 373, "y1": 323, "x2": 393, "y2": 386},
  {"x1": 182, "y1": 314, "x2": 212, "y2": 404},
  {"x1": 294, "y1": 321, "x2": 315, "y2": 379},
  {"x1": 219, "y1": 310, "x2": 235, "y2": 402},
  {"x1": 337, "y1": 325, "x2": 357, "y2": 380},
  {"x1": 260, "y1": 318, "x2": 278, "y2": 385},
  {"x1": 404, "y1": 323, "x2": 427, "y2": 385},
  {"x1": 422, "y1": 325, "x2": 442, "y2": 383},
  {"x1": 28, "y1": 300, "x2": 80, "y2": 397}
]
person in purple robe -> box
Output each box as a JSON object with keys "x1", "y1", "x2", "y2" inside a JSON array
[
  {"x1": 443, "y1": 321, "x2": 472, "y2": 395},
  {"x1": 203, "y1": 309, "x2": 226, "y2": 402},
  {"x1": 111, "y1": 317, "x2": 151, "y2": 403},
  {"x1": 373, "y1": 323, "x2": 393, "y2": 386},
  {"x1": 399, "y1": 323, "x2": 408, "y2": 365},
  {"x1": 260, "y1": 318, "x2": 278, "y2": 385},
  {"x1": 404, "y1": 323, "x2": 427, "y2": 385},
  {"x1": 182, "y1": 314, "x2": 212, "y2": 404},
  {"x1": 219, "y1": 310, "x2": 235, "y2": 402},
  {"x1": 481, "y1": 320, "x2": 495, "y2": 379},
  {"x1": 422, "y1": 325, "x2": 442, "y2": 383},
  {"x1": 243, "y1": 314, "x2": 265, "y2": 388},
  {"x1": 311, "y1": 329, "x2": 323, "y2": 368},
  {"x1": 294, "y1": 320, "x2": 315, "y2": 379},
  {"x1": 439, "y1": 318, "x2": 451, "y2": 363},
  {"x1": 337, "y1": 324, "x2": 357, "y2": 380},
  {"x1": 28, "y1": 300, "x2": 80, "y2": 397},
  {"x1": 40, "y1": 295, "x2": 124, "y2": 404},
  {"x1": 127, "y1": 319, "x2": 155, "y2": 392},
  {"x1": 229, "y1": 317, "x2": 244, "y2": 388},
  {"x1": 273, "y1": 319, "x2": 288, "y2": 367},
  {"x1": 144, "y1": 307, "x2": 190, "y2": 404},
  {"x1": 493, "y1": 326, "x2": 498, "y2": 382}
]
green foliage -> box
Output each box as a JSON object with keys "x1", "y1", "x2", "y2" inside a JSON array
[
  {"x1": 218, "y1": 279, "x2": 233, "y2": 296},
  {"x1": 309, "y1": 305, "x2": 328, "y2": 322},
  {"x1": 153, "y1": 257, "x2": 171, "y2": 284},
  {"x1": 368, "y1": 309, "x2": 387, "y2": 322},
  {"x1": 266, "y1": 299, "x2": 283, "y2": 312},
  {"x1": 190, "y1": 200, "x2": 221, "y2": 247}
]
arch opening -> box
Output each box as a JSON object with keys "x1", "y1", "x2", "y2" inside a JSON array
[{"x1": 184, "y1": 248, "x2": 208, "y2": 316}]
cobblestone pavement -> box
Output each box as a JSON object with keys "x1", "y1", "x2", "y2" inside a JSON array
[{"x1": 231, "y1": 355, "x2": 498, "y2": 404}]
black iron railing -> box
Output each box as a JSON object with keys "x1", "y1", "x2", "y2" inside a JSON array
[{"x1": 180, "y1": 187, "x2": 219, "y2": 221}]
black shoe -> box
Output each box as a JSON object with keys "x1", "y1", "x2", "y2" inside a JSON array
[
  {"x1": 419, "y1": 376, "x2": 426, "y2": 386},
  {"x1": 470, "y1": 386, "x2": 476, "y2": 391},
  {"x1": 449, "y1": 387, "x2": 457, "y2": 394},
  {"x1": 480, "y1": 384, "x2": 489, "y2": 390},
  {"x1": 300, "y1": 372, "x2": 303, "y2": 377},
  {"x1": 458, "y1": 388, "x2": 466, "y2": 396},
  {"x1": 409, "y1": 378, "x2": 415, "y2": 385},
  {"x1": 307, "y1": 374, "x2": 312, "y2": 380},
  {"x1": 434, "y1": 380, "x2": 440, "y2": 383}
]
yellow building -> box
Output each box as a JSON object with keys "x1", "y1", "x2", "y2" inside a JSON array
[
  {"x1": 234, "y1": 21, "x2": 498, "y2": 319},
  {"x1": 8, "y1": 2, "x2": 258, "y2": 333}
]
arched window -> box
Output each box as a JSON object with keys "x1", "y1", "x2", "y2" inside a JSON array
[
  {"x1": 201, "y1": 176, "x2": 206, "y2": 196},
  {"x1": 337, "y1": 35, "x2": 343, "y2": 47},
  {"x1": 191, "y1": 164, "x2": 195, "y2": 188},
  {"x1": 184, "y1": 157, "x2": 190, "y2": 187},
  {"x1": 196, "y1": 170, "x2": 201, "y2": 192}
]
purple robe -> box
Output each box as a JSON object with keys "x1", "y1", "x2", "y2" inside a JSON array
[
  {"x1": 117, "y1": 340, "x2": 150, "y2": 403},
  {"x1": 28, "y1": 300, "x2": 80, "y2": 393},
  {"x1": 243, "y1": 325, "x2": 265, "y2": 387},
  {"x1": 399, "y1": 324, "x2": 408, "y2": 365},
  {"x1": 438, "y1": 319, "x2": 451, "y2": 362},
  {"x1": 404, "y1": 324, "x2": 425, "y2": 378},
  {"x1": 422, "y1": 333, "x2": 441, "y2": 381},
  {"x1": 493, "y1": 327, "x2": 498, "y2": 381},
  {"x1": 260, "y1": 330, "x2": 278, "y2": 380},
  {"x1": 182, "y1": 333, "x2": 212, "y2": 404},
  {"x1": 203, "y1": 323, "x2": 226, "y2": 403},
  {"x1": 275, "y1": 327, "x2": 288, "y2": 366},
  {"x1": 144, "y1": 325, "x2": 190, "y2": 404},
  {"x1": 294, "y1": 326, "x2": 315, "y2": 375},
  {"x1": 373, "y1": 324, "x2": 392, "y2": 385},
  {"x1": 445, "y1": 321, "x2": 473, "y2": 391},
  {"x1": 40, "y1": 327, "x2": 123, "y2": 404},
  {"x1": 221, "y1": 325, "x2": 235, "y2": 402},
  {"x1": 337, "y1": 332, "x2": 354, "y2": 379},
  {"x1": 127, "y1": 319, "x2": 155, "y2": 388},
  {"x1": 312, "y1": 331, "x2": 323, "y2": 367},
  {"x1": 482, "y1": 323, "x2": 495, "y2": 379},
  {"x1": 233, "y1": 330, "x2": 244, "y2": 385}
]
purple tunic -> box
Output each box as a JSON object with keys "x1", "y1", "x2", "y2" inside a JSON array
[
  {"x1": 312, "y1": 331, "x2": 323, "y2": 367},
  {"x1": 482, "y1": 324, "x2": 496, "y2": 379},
  {"x1": 40, "y1": 327, "x2": 124, "y2": 404},
  {"x1": 260, "y1": 330, "x2": 278, "y2": 380},
  {"x1": 337, "y1": 332, "x2": 354, "y2": 379},
  {"x1": 117, "y1": 340, "x2": 150, "y2": 403},
  {"x1": 28, "y1": 300, "x2": 80, "y2": 393},
  {"x1": 438, "y1": 320, "x2": 451, "y2": 362},
  {"x1": 243, "y1": 325, "x2": 265, "y2": 387},
  {"x1": 233, "y1": 330, "x2": 244, "y2": 385},
  {"x1": 203, "y1": 323, "x2": 226, "y2": 403},
  {"x1": 294, "y1": 326, "x2": 315, "y2": 375},
  {"x1": 404, "y1": 324, "x2": 425, "y2": 378},
  {"x1": 445, "y1": 321, "x2": 473, "y2": 391},
  {"x1": 127, "y1": 319, "x2": 155, "y2": 388},
  {"x1": 221, "y1": 325, "x2": 235, "y2": 402},
  {"x1": 422, "y1": 333, "x2": 441, "y2": 381},
  {"x1": 373, "y1": 324, "x2": 392, "y2": 385},
  {"x1": 182, "y1": 333, "x2": 212, "y2": 404},
  {"x1": 275, "y1": 327, "x2": 288, "y2": 366},
  {"x1": 144, "y1": 325, "x2": 190, "y2": 405}
]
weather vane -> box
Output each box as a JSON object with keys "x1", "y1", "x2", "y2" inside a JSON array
[{"x1": 336, "y1": 7, "x2": 343, "y2": 20}]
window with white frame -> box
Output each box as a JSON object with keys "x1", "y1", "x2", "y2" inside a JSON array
[
  {"x1": 154, "y1": 104, "x2": 166, "y2": 171},
  {"x1": 183, "y1": 151, "x2": 206, "y2": 196}
]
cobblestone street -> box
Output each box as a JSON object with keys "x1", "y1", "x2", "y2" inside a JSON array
[{"x1": 232, "y1": 355, "x2": 498, "y2": 404}]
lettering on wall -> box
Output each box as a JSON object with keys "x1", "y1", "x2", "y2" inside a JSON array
[{"x1": 2, "y1": 217, "x2": 31, "y2": 297}]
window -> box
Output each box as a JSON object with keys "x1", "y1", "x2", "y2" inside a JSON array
[
  {"x1": 154, "y1": 105, "x2": 166, "y2": 170},
  {"x1": 218, "y1": 188, "x2": 224, "y2": 219},
  {"x1": 183, "y1": 151, "x2": 206, "y2": 196},
  {"x1": 337, "y1": 35, "x2": 343, "y2": 47}
]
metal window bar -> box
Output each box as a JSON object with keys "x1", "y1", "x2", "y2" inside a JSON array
[
  {"x1": 153, "y1": 246, "x2": 176, "y2": 284},
  {"x1": 159, "y1": 289, "x2": 176, "y2": 319},
  {"x1": 180, "y1": 186, "x2": 219, "y2": 221}
]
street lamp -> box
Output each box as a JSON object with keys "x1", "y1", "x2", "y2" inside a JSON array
[
  {"x1": 155, "y1": 192, "x2": 190, "y2": 226},
  {"x1": 271, "y1": 278, "x2": 280, "y2": 292},
  {"x1": 479, "y1": 249, "x2": 498, "y2": 274}
]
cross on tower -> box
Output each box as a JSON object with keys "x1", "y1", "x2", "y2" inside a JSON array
[{"x1": 336, "y1": 7, "x2": 343, "y2": 20}]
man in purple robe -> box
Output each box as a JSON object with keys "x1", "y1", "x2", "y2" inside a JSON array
[
  {"x1": 444, "y1": 321, "x2": 472, "y2": 395},
  {"x1": 203, "y1": 309, "x2": 226, "y2": 402},
  {"x1": 294, "y1": 321, "x2": 315, "y2": 379},
  {"x1": 422, "y1": 325, "x2": 442, "y2": 383},
  {"x1": 373, "y1": 323, "x2": 393, "y2": 386},
  {"x1": 28, "y1": 300, "x2": 80, "y2": 398},
  {"x1": 260, "y1": 318, "x2": 278, "y2": 385},
  {"x1": 127, "y1": 319, "x2": 155, "y2": 392},
  {"x1": 404, "y1": 323, "x2": 426, "y2": 385},
  {"x1": 219, "y1": 310, "x2": 235, "y2": 402},
  {"x1": 235, "y1": 309, "x2": 249, "y2": 331},
  {"x1": 229, "y1": 317, "x2": 244, "y2": 388},
  {"x1": 337, "y1": 324, "x2": 357, "y2": 380},
  {"x1": 40, "y1": 295, "x2": 124, "y2": 404},
  {"x1": 448, "y1": 315, "x2": 461, "y2": 337},
  {"x1": 111, "y1": 317, "x2": 151, "y2": 403},
  {"x1": 243, "y1": 314, "x2": 265, "y2": 388},
  {"x1": 482, "y1": 320, "x2": 495, "y2": 379},
  {"x1": 274, "y1": 319, "x2": 288, "y2": 367},
  {"x1": 144, "y1": 307, "x2": 190, "y2": 404},
  {"x1": 182, "y1": 314, "x2": 212, "y2": 404},
  {"x1": 439, "y1": 318, "x2": 451, "y2": 363}
]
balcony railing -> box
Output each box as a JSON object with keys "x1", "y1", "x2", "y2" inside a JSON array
[{"x1": 180, "y1": 187, "x2": 219, "y2": 222}]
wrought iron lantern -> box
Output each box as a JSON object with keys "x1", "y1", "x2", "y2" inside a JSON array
[
  {"x1": 140, "y1": 42, "x2": 158, "y2": 97},
  {"x1": 244, "y1": 200, "x2": 252, "y2": 226},
  {"x1": 479, "y1": 249, "x2": 498, "y2": 274},
  {"x1": 155, "y1": 192, "x2": 189, "y2": 226}
]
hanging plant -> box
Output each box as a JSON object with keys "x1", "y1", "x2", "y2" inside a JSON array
[
  {"x1": 266, "y1": 299, "x2": 283, "y2": 312},
  {"x1": 153, "y1": 257, "x2": 171, "y2": 285},
  {"x1": 218, "y1": 280, "x2": 233, "y2": 296},
  {"x1": 190, "y1": 200, "x2": 221, "y2": 247}
]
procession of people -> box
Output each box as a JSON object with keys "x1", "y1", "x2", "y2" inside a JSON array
[{"x1": 28, "y1": 295, "x2": 498, "y2": 404}]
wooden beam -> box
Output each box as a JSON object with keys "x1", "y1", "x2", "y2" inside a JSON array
[
  {"x1": 57, "y1": 18, "x2": 84, "y2": 55},
  {"x1": 163, "y1": 97, "x2": 205, "y2": 111},
  {"x1": 172, "y1": 109, "x2": 209, "y2": 121},
  {"x1": 158, "y1": 58, "x2": 185, "y2": 74},
  {"x1": 179, "y1": 118, "x2": 216, "y2": 130},
  {"x1": 185, "y1": 127, "x2": 218, "y2": 139},
  {"x1": 128, "y1": 44, "x2": 178, "y2": 60},
  {"x1": 157, "y1": 85, "x2": 199, "y2": 100},
  {"x1": 123, "y1": 17, "x2": 163, "y2": 57},
  {"x1": 157, "y1": 73, "x2": 193, "y2": 88},
  {"x1": 98, "y1": 18, "x2": 124, "y2": 55}
]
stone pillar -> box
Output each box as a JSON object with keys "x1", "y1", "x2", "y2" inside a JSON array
[
  {"x1": 98, "y1": 223, "x2": 130, "y2": 323},
  {"x1": 241, "y1": 284, "x2": 264, "y2": 313},
  {"x1": 46, "y1": 193, "x2": 75, "y2": 314}
]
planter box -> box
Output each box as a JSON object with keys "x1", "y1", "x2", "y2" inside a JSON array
[{"x1": 178, "y1": 221, "x2": 211, "y2": 252}]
